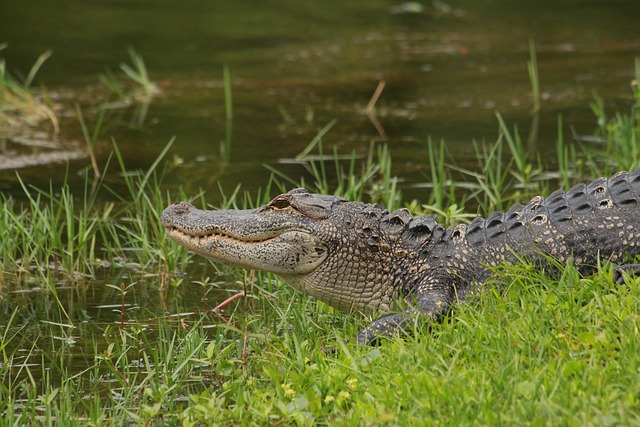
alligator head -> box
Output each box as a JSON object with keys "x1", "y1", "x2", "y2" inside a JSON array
[
  {"x1": 161, "y1": 188, "x2": 439, "y2": 313},
  {"x1": 161, "y1": 188, "x2": 341, "y2": 274}
]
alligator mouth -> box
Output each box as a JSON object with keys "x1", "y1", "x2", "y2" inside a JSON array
[{"x1": 164, "y1": 225, "x2": 283, "y2": 247}]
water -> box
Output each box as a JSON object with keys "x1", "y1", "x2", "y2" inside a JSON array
[
  {"x1": 2, "y1": 0, "x2": 639, "y2": 197},
  {"x1": 1, "y1": 0, "x2": 639, "y2": 400}
]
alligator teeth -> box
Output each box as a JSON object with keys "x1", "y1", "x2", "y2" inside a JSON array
[{"x1": 194, "y1": 235, "x2": 200, "y2": 245}]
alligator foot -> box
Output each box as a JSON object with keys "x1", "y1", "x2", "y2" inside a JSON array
[
  {"x1": 356, "y1": 313, "x2": 414, "y2": 346},
  {"x1": 613, "y1": 264, "x2": 640, "y2": 284},
  {"x1": 356, "y1": 293, "x2": 451, "y2": 345}
]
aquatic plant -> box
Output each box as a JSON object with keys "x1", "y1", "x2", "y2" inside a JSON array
[
  {"x1": 99, "y1": 47, "x2": 160, "y2": 126},
  {"x1": 0, "y1": 43, "x2": 59, "y2": 134}
]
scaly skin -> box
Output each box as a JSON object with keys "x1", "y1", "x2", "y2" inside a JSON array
[{"x1": 161, "y1": 169, "x2": 640, "y2": 345}]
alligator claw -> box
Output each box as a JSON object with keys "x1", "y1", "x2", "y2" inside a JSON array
[
  {"x1": 613, "y1": 263, "x2": 640, "y2": 284},
  {"x1": 356, "y1": 313, "x2": 412, "y2": 346}
]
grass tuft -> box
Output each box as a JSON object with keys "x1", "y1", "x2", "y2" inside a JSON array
[
  {"x1": 99, "y1": 47, "x2": 160, "y2": 127},
  {"x1": 0, "y1": 43, "x2": 59, "y2": 134}
]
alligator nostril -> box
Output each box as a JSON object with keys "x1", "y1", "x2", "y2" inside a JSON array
[{"x1": 171, "y1": 202, "x2": 194, "y2": 214}]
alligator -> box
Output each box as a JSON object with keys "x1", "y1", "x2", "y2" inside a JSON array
[{"x1": 161, "y1": 167, "x2": 640, "y2": 345}]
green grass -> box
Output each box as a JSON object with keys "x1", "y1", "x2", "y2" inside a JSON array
[{"x1": 1, "y1": 58, "x2": 640, "y2": 425}]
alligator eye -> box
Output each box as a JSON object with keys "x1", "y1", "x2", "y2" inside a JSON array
[{"x1": 271, "y1": 197, "x2": 290, "y2": 209}]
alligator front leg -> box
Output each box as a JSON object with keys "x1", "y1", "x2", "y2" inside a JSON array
[
  {"x1": 356, "y1": 292, "x2": 453, "y2": 345},
  {"x1": 613, "y1": 263, "x2": 640, "y2": 284}
]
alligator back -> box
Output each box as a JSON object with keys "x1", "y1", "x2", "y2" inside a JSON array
[{"x1": 418, "y1": 168, "x2": 640, "y2": 295}]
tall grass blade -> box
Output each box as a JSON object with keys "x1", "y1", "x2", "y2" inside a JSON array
[
  {"x1": 23, "y1": 49, "x2": 52, "y2": 88},
  {"x1": 295, "y1": 119, "x2": 337, "y2": 160}
]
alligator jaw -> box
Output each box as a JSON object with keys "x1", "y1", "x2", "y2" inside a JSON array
[
  {"x1": 161, "y1": 202, "x2": 328, "y2": 275},
  {"x1": 164, "y1": 224, "x2": 280, "y2": 253},
  {"x1": 164, "y1": 220, "x2": 283, "y2": 247}
]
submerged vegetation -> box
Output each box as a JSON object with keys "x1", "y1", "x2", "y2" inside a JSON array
[
  {"x1": 0, "y1": 45, "x2": 159, "y2": 144},
  {"x1": 1, "y1": 50, "x2": 640, "y2": 425},
  {"x1": 0, "y1": 43, "x2": 59, "y2": 134}
]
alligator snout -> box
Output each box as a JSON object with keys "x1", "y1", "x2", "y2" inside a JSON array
[
  {"x1": 166, "y1": 201, "x2": 194, "y2": 215},
  {"x1": 161, "y1": 202, "x2": 195, "y2": 227}
]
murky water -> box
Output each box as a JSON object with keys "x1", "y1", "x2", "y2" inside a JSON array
[
  {"x1": 2, "y1": 0, "x2": 639, "y2": 197},
  {"x1": 1, "y1": 0, "x2": 639, "y2": 397}
]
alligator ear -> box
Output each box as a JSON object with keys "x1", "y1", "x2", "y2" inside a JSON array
[
  {"x1": 293, "y1": 202, "x2": 331, "y2": 219},
  {"x1": 287, "y1": 190, "x2": 343, "y2": 220}
]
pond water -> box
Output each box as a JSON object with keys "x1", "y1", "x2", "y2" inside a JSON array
[
  {"x1": 1, "y1": 0, "x2": 639, "y2": 401},
  {"x1": 2, "y1": 0, "x2": 639, "y2": 200}
]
